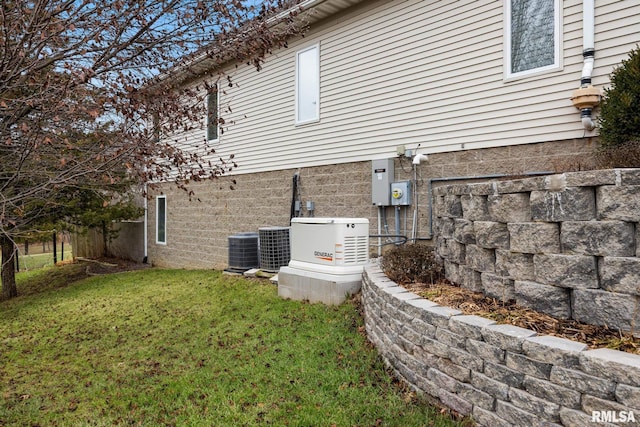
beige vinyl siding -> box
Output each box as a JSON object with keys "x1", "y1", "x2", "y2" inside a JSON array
[
  {"x1": 170, "y1": 0, "x2": 640, "y2": 175},
  {"x1": 594, "y1": 0, "x2": 640, "y2": 88}
]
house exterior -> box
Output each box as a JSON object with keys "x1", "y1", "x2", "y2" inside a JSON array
[{"x1": 146, "y1": 0, "x2": 640, "y2": 270}]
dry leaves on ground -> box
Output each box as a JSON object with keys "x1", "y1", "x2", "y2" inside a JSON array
[{"x1": 400, "y1": 281, "x2": 640, "y2": 354}]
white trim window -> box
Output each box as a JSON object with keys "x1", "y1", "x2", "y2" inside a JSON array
[
  {"x1": 295, "y1": 44, "x2": 320, "y2": 124},
  {"x1": 156, "y1": 195, "x2": 167, "y2": 245},
  {"x1": 504, "y1": 0, "x2": 562, "y2": 79},
  {"x1": 206, "y1": 84, "x2": 219, "y2": 142}
]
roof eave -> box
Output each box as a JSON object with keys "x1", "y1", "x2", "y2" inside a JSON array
[{"x1": 155, "y1": 0, "x2": 366, "y2": 87}]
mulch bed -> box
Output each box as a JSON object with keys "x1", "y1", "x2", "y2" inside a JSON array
[{"x1": 400, "y1": 280, "x2": 640, "y2": 354}]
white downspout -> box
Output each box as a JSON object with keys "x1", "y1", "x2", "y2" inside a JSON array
[{"x1": 143, "y1": 183, "x2": 148, "y2": 264}]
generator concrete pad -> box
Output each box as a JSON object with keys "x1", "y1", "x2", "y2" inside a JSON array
[{"x1": 277, "y1": 266, "x2": 362, "y2": 305}]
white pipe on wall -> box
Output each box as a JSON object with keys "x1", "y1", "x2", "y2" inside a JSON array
[
  {"x1": 581, "y1": 56, "x2": 594, "y2": 86},
  {"x1": 579, "y1": 0, "x2": 597, "y2": 130},
  {"x1": 583, "y1": 0, "x2": 595, "y2": 52},
  {"x1": 143, "y1": 183, "x2": 148, "y2": 263},
  {"x1": 581, "y1": 0, "x2": 595, "y2": 87}
]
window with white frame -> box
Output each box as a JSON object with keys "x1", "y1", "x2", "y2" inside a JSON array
[
  {"x1": 206, "y1": 84, "x2": 219, "y2": 141},
  {"x1": 295, "y1": 44, "x2": 320, "y2": 124},
  {"x1": 504, "y1": 0, "x2": 561, "y2": 79},
  {"x1": 156, "y1": 195, "x2": 167, "y2": 244}
]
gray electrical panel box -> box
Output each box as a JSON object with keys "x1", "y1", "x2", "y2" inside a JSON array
[
  {"x1": 371, "y1": 159, "x2": 394, "y2": 206},
  {"x1": 390, "y1": 181, "x2": 411, "y2": 206}
]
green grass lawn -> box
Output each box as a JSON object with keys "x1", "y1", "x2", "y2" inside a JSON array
[{"x1": 0, "y1": 266, "x2": 472, "y2": 426}]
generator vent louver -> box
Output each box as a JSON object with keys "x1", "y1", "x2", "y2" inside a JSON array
[
  {"x1": 228, "y1": 232, "x2": 259, "y2": 272},
  {"x1": 259, "y1": 226, "x2": 290, "y2": 272},
  {"x1": 343, "y1": 235, "x2": 369, "y2": 264}
]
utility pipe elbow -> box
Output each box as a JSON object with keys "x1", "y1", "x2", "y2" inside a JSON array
[
  {"x1": 581, "y1": 115, "x2": 596, "y2": 131},
  {"x1": 581, "y1": 108, "x2": 596, "y2": 131}
]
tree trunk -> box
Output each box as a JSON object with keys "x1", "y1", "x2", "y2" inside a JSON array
[
  {"x1": 1, "y1": 236, "x2": 18, "y2": 301},
  {"x1": 53, "y1": 232, "x2": 58, "y2": 264}
]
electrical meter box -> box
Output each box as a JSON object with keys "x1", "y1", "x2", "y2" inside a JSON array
[
  {"x1": 390, "y1": 181, "x2": 411, "y2": 206},
  {"x1": 371, "y1": 159, "x2": 394, "y2": 206}
]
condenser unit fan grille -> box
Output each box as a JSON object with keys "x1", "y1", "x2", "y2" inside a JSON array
[
  {"x1": 259, "y1": 227, "x2": 290, "y2": 272},
  {"x1": 228, "y1": 232, "x2": 259, "y2": 272}
]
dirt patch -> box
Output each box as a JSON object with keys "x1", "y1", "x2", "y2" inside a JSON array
[
  {"x1": 16, "y1": 258, "x2": 150, "y2": 299},
  {"x1": 400, "y1": 280, "x2": 640, "y2": 355},
  {"x1": 76, "y1": 257, "x2": 151, "y2": 276}
]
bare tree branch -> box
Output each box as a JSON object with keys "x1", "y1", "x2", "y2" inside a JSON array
[{"x1": 0, "y1": 0, "x2": 308, "y2": 299}]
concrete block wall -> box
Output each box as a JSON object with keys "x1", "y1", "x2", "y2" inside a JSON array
[
  {"x1": 362, "y1": 263, "x2": 640, "y2": 426},
  {"x1": 146, "y1": 138, "x2": 596, "y2": 270},
  {"x1": 433, "y1": 169, "x2": 640, "y2": 334},
  {"x1": 147, "y1": 164, "x2": 377, "y2": 269}
]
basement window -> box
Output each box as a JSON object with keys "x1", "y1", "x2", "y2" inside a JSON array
[
  {"x1": 504, "y1": 0, "x2": 562, "y2": 79},
  {"x1": 295, "y1": 44, "x2": 320, "y2": 124},
  {"x1": 156, "y1": 195, "x2": 167, "y2": 245}
]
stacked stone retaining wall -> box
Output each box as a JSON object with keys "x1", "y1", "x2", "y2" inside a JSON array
[
  {"x1": 433, "y1": 169, "x2": 640, "y2": 333},
  {"x1": 362, "y1": 263, "x2": 640, "y2": 426}
]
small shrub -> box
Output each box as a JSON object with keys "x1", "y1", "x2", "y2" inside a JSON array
[
  {"x1": 595, "y1": 140, "x2": 640, "y2": 169},
  {"x1": 550, "y1": 154, "x2": 597, "y2": 173},
  {"x1": 599, "y1": 45, "x2": 640, "y2": 149},
  {"x1": 380, "y1": 244, "x2": 443, "y2": 285}
]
